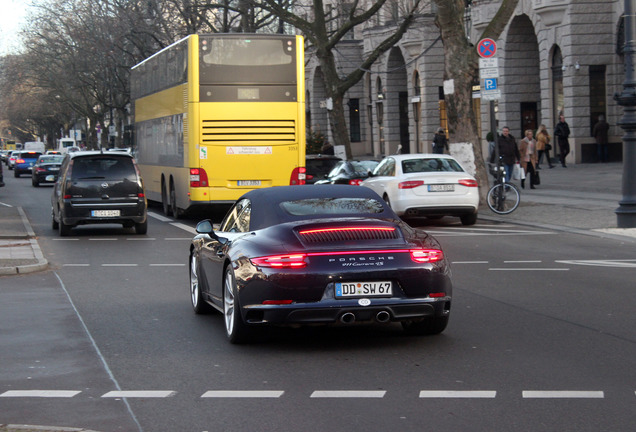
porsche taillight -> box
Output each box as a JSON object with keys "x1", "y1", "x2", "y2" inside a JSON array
[
  {"x1": 251, "y1": 254, "x2": 308, "y2": 268},
  {"x1": 409, "y1": 249, "x2": 444, "y2": 263}
]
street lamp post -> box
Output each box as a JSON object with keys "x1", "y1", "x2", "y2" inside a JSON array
[{"x1": 615, "y1": 0, "x2": 636, "y2": 228}]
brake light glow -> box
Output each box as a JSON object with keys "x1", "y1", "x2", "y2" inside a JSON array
[
  {"x1": 251, "y1": 254, "x2": 308, "y2": 268},
  {"x1": 349, "y1": 179, "x2": 363, "y2": 186},
  {"x1": 458, "y1": 179, "x2": 479, "y2": 187},
  {"x1": 190, "y1": 168, "x2": 209, "y2": 187},
  {"x1": 16, "y1": 159, "x2": 25, "y2": 164},
  {"x1": 410, "y1": 249, "x2": 444, "y2": 263},
  {"x1": 428, "y1": 292, "x2": 446, "y2": 298},
  {"x1": 290, "y1": 167, "x2": 306, "y2": 185},
  {"x1": 262, "y1": 300, "x2": 294, "y2": 305},
  {"x1": 399, "y1": 180, "x2": 425, "y2": 189},
  {"x1": 299, "y1": 226, "x2": 395, "y2": 235}
]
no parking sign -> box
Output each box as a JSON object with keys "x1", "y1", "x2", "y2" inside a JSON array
[{"x1": 477, "y1": 38, "x2": 497, "y2": 58}]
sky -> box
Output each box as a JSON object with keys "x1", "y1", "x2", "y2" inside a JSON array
[{"x1": 0, "y1": 0, "x2": 29, "y2": 55}]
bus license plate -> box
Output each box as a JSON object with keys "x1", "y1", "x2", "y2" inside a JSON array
[
  {"x1": 238, "y1": 180, "x2": 261, "y2": 186},
  {"x1": 91, "y1": 210, "x2": 120, "y2": 217},
  {"x1": 335, "y1": 281, "x2": 392, "y2": 298},
  {"x1": 428, "y1": 184, "x2": 454, "y2": 192}
]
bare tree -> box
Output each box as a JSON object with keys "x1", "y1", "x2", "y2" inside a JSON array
[
  {"x1": 258, "y1": 0, "x2": 424, "y2": 160},
  {"x1": 433, "y1": 0, "x2": 519, "y2": 202}
]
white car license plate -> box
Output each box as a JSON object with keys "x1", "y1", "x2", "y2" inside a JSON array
[
  {"x1": 335, "y1": 281, "x2": 392, "y2": 298},
  {"x1": 91, "y1": 210, "x2": 120, "y2": 217},
  {"x1": 238, "y1": 180, "x2": 261, "y2": 186},
  {"x1": 428, "y1": 184, "x2": 454, "y2": 192}
]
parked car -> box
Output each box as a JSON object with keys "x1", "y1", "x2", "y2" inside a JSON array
[
  {"x1": 314, "y1": 160, "x2": 379, "y2": 185},
  {"x1": 51, "y1": 151, "x2": 148, "y2": 236},
  {"x1": 189, "y1": 185, "x2": 452, "y2": 343},
  {"x1": 32, "y1": 154, "x2": 65, "y2": 186},
  {"x1": 304, "y1": 154, "x2": 342, "y2": 184},
  {"x1": 7, "y1": 151, "x2": 18, "y2": 169},
  {"x1": 0, "y1": 158, "x2": 4, "y2": 188},
  {"x1": 13, "y1": 151, "x2": 43, "y2": 177},
  {"x1": 362, "y1": 154, "x2": 479, "y2": 225}
]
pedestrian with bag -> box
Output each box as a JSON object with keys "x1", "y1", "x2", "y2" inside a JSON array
[
  {"x1": 490, "y1": 126, "x2": 520, "y2": 183},
  {"x1": 519, "y1": 129, "x2": 538, "y2": 189},
  {"x1": 432, "y1": 128, "x2": 449, "y2": 154},
  {"x1": 536, "y1": 124, "x2": 554, "y2": 169},
  {"x1": 554, "y1": 114, "x2": 571, "y2": 167}
]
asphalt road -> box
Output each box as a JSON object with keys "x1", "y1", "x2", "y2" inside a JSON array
[{"x1": 1, "y1": 171, "x2": 636, "y2": 432}]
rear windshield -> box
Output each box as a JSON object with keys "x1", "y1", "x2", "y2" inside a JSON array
[
  {"x1": 401, "y1": 158, "x2": 464, "y2": 173},
  {"x1": 71, "y1": 157, "x2": 136, "y2": 181},
  {"x1": 280, "y1": 198, "x2": 384, "y2": 216}
]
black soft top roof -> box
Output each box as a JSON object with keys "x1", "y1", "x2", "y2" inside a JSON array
[{"x1": 240, "y1": 185, "x2": 394, "y2": 230}]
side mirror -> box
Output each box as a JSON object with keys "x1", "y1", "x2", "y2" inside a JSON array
[
  {"x1": 195, "y1": 219, "x2": 228, "y2": 245},
  {"x1": 196, "y1": 220, "x2": 213, "y2": 234}
]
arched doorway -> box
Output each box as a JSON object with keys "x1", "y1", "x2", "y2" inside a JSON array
[{"x1": 386, "y1": 48, "x2": 410, "y2": 154}]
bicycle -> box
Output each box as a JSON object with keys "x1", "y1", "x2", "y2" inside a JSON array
[{"x1": 486, "y1": 157, "x2": 520, "y2": 214}]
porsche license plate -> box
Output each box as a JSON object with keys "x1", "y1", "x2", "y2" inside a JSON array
[
  {"x1": 335, "y1": 281, "x2": 392, "y2": 298},
  {"x1": 91, "y1": 210, "x2": 120, "y2": 217},
  {"x1": 428, "y1": 184, "x2": 454, "y2": 192}
]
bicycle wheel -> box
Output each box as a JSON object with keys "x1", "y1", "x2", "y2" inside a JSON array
[{"x1": 487, "y1": 183, "x2": 520, "y2": 215}]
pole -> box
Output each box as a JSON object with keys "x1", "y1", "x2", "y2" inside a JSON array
[{"x1": 615, "y1": 0, "x2": 636, "y2": 227}]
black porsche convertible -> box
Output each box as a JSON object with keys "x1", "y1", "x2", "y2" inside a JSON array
[{"x1": 189, "y1": 185, "x2": 452, "y2": 343}]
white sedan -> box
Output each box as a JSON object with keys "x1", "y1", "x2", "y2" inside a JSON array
[{"x1": 361, "y1": 154, "x2": 479, "y2": 225}]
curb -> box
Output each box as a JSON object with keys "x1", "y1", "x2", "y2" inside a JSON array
[{"x1": 0, "y1": 207, "x2": 48, "y2": 275}]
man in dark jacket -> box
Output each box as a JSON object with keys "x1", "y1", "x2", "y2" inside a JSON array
[
  {"x1": 554, "y1": 114, "x2": 571, "y2": 167},
  {"x1": 593, "y1": 115, "x2": 610, "y2": 162},
  {"x1": 492, "y1": 126, "x2": 520, "y2": 182}
]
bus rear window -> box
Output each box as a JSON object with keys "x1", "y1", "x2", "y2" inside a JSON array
[{"x1": 201, "y1": 38, "x2": 293, "y2": 66}]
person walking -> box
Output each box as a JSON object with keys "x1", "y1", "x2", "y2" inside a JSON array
[
  {"x1": 554, "y1": 114, "x2": 571, "y2": 167},
  {"x1": 491, "y1": 126, "x2": 520, "y2": 183},
  {"x1": 536, "y1": 124, "x2": 554, "y2": 169},
  {"x1": 593, "y1": 115, "x2": 610, "y2": 163},
  {"x1": 432, "y1": 128, "x2": 449, "y2": 154},
  {"x1": 519, "y1": 129, "x2": 538, "y2": 189}
]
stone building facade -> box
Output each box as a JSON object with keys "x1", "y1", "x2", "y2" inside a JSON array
[{"x1": 304, "y1": 0, "x2": 625, "y2": 164}]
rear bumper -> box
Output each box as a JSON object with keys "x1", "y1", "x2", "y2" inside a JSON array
[
  {"x1": 62, "y1": 201, "x2": 146, "y2": 226},
  {"x1": 241, "y1": 297, "x2": 451, "y2": 326}
]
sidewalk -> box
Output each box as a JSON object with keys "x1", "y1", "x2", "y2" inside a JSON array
[{"x1": 0, "y1": 205, "x2": 48, "y2": 275}]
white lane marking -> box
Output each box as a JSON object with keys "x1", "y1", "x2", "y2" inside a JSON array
[
  {"x1": 165, "y1": 238, "x2": 192, "y2": 241},
  {"x1": 89, "y1": 238, "x2": 118, "y2": 241},
  {"x1": 148, "y1": 212, "x2": 172, "y2": 222},
  {"x1": 556, "y1": 259, "x2": 636, "y2": 268},
  {"x1": 504, "y1": 260, "x2": 542, "y2": 263},
  {"x1": 451, "y1": 261, "x2": 489, "y2": 264},
  {"x1": 101, "y1": 264, "x2": 138, "y2": 267},
  {"x1": 52, "y1": 238, "x2": 80, "y2": 241},
  {"x1": 62, "y1": 264, "x2": 90, "y2": 267},
  {"x1": 149, "y1": 263, "x2": 186, "y2": 267},
  {"x1": 419, "y1": 391, "x2": 496, "y2": 398},
  {"x1": 427, "y1": 230, "x2": 553, "y2": 237},
  {"x1": 201, "y1": 391, "x2": 284, "y2": 398},
  {"x1": 170, "y1": 222, "x2": 197, "y2": 235},
  {"x1": 0, "y1": 390, "x2": 81, "y2": 398},
  {"x1": 127, "y1": 238, "x2": 156, "y2": 241},
  {"x1": 102, "y1": 391, "x2": 176, "y2": 398},
  {"x1": 310, "y1": 390, "x2": 386, "y2": 398},
  {"x1": 489, "y1": 268, "x2": 569, "y2": 271},
  {"x1": 523, "y1": 391, "x2": 604, "y2": 399}
]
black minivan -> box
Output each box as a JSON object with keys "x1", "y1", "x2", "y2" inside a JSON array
[{"x1": 51, "y1": 151, "x2": 148, "y2": 236}]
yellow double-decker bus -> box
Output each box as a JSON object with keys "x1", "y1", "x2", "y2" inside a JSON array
[{"x1": 130, "y1": 33, "x2": 306, "y2": 216}]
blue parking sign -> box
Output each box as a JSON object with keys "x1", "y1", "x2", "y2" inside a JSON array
[{"x1": 484, "y1": 78, "x2": 498, "y2": 90}]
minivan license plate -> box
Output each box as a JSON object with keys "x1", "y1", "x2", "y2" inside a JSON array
[
  {"x1": 91, "y1": 210, "x2": 120, "y2": 217},
  {"x1": 335, "y1": 281, "x2": 392, "y2": 298}
]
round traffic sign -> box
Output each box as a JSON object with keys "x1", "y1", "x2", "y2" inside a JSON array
[{"x1": 477, "y1": 38, "x2": 497, "y2": 58}]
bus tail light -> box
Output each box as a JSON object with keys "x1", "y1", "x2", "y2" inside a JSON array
[
  {"x1": 290, "y1": 167, "x2": 306, "y2": 185},
  {"x1": 190, "y1": 168, "x2": 209, "y2": 187}
]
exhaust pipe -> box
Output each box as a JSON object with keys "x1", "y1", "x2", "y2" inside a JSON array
[
  {"x1": 375, "y1": 310, "x2": 391, "y2": 323},
  {"x1": 340, "y1": 312, "x2": 356, "y2": 324}
]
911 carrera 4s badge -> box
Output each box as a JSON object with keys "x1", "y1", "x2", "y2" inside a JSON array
[{"x1": 335, "y1": 281, "x2": 392, "y2": 298}]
